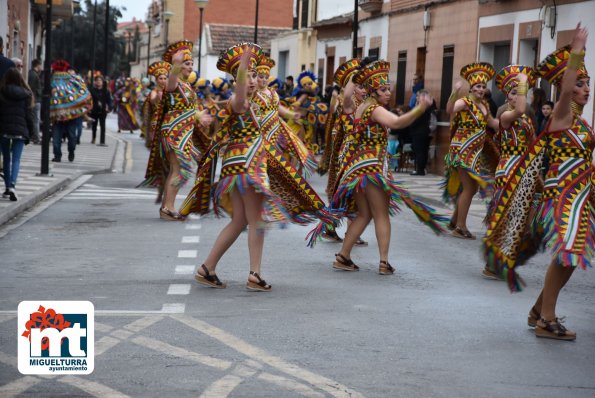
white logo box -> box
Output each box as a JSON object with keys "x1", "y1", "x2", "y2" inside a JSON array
[{"x1": 18, "y1": 301, "x2": 94, "y2": 375}]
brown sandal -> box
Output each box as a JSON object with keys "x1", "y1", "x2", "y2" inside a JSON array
[
  {"x1": 160, "y1": 207, "x2": 185, "y2": 221},
  {"x1": 535, "y1": 318, "x2": 576, "y2": 341},
  {"x1": 354, "y1": 238, "x2": 368, "y2": 247},
  {"x1": 527, "y1": 306, "x2": 540, "y2": 327},
  {"x1": 333, "y1": 253, "x2": 359, "y2": 271},
  {"x1": 246, "y1": 271, "x2": 272, "y2": 291},
  {"x1": 379, "y1": 260, "x2": 395, "y2": 275},
  {"x1": 194, "y1": 264, "x2": 226, "y2": 289},
  {"x1": 452, "y1": 226, "x2": 476, "y2": 240}
]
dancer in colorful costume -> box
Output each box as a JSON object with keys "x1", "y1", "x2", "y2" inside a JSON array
[
  {"x1": 254, "y1": 54, "x2": 317, "y2": 176},
  {"x1": 180, "y1": 43, "x2": 338, "y2": 291},
  {"x1": 482, "y1": 65, "x2": 537, "y2": 280},
  {"x1": 330, "y1": 60, "x2": 447, "y2": 274},
  {"x1": 113, "y1": 78, "x2": 140, "y2": 133},
  {"x1": 155, "y1": 40, "x2": 212, "y2": 221},
  {"x1": 444, "y1": 62, "x2": 499, "y2": 239},
  {"x1": 490, "y1": 25, "x2": 593, "y2": 340},
  {"x1": 139, "y1": 61, "x2": 171, "y2": 203},
  {"x1": 320, "y1": 58, "x2": 369, "y2": 245},
  {"x1": 285, "y1": 71, "x2": 328, "y2": 153},
  {"x1": 49, "y1": 59, "x2": 91, "y2": 163}
]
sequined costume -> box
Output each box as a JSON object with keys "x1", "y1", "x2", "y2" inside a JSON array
[
  {"x1": 180, "y1": 102, "x2": 338, "y2": 243},
  {"x1": 442, "y1": 96, "x2": 494, "y2": 202},
  {"x1": 253, "y1": 89, "x2": 317, "y2": 177},
  {"x1": 49, "y1": 69, "x2": 90, "y2": 122},
  {"x1": 331, "y1": 103, "x2": 446, "y2": 233}
]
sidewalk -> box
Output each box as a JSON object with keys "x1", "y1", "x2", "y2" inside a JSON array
[{"x1": 0, "y1": 128, "x2": 122, "y2": 226}]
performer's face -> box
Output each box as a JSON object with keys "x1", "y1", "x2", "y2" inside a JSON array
[
  {"x1": 157, "y1": 74, "x2": 168, "y2": 89},
  {"x1": 470, "y1": 83, "x2": 486, "y2": 100},
  {"x1": 257, "y1": 72, "x2": 269, "y2": 90},
  {"x1": 181, "y1": 60, "x2": 194, "y2": 78},
  {"x1": 354, "y1": 84, "x2": 366, "y2": 100},
  {"x1": 374, "y1": 85, "x2": 391, "y2": 105},
  {"x1": 246, "y1": 70, "x2": 258, "y2": 96},
  {"x1": 572, "y1": 77, "x2": 590, "y2": 106}
]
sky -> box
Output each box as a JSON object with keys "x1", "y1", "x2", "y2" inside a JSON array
[{"x1": 108, "y1": 0, "x2": 153, "y2": 22}]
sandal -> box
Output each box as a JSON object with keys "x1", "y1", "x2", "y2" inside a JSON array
[
  {"x1": 447, "y1": 220, "x2": 456, "y2": 231},
  {"x1": 527, "y1": 306, "x2": 540, "y2": 328},
  {"x1": 246, "y1": 271, "x2": 272, "y2": 292},
  {"x1": 535, "y1": 317, "x2": 576, "y2": 341},
  {"x1": 194, "y1": 264, "x2": 226, "y2": 289},
  {"x1": 379, "y1": 260, "x2": 395, "y2": 275},
  {"x1": 452, "y1": 226, "x2": 476, "y2": 240},
  {"x1": 160, "y1": 207, "x2": 185, "y2": 221},
  {"x1": 322, "y1": 229, "x2": 343, "y2": 242},
  {"x1": 354, "y1": 238, "x2": 368, "y2": 247},
  {"x1": 332, "y1": 253, "x2": 359, "y2": 271}
]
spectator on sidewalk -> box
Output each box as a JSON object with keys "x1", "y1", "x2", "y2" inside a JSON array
[
  {"x1": 0, "y1": 67, "x2": 35, "y2": 201},
  {"x1": 538, "y1": 100, "x2": 554, "y2": 134},
  {"x1": 408, "y1": 74, "x2": 424, "y2": 109},
  {"x1": 0, "y1": 37, "x2": 15, "y2": 79},
  {"x1": 409, "y1": 90, "x2": 437, "y2": 176},
  {"x1": 49, "y1": 60, "x2": 91, "y2": 162},
  {"x1": 89, "y1": 74, "x2": 112, "y2": 144},
  {"x1": 27, "y1": 59, "x2": 43, "y2": 144}
]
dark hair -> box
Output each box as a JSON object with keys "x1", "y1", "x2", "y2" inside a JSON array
[
  {"x1": 32, "y1": 59, "x2": 42, "y2": 68},
  {"x1": 543, "y1": 100, "x2": 554, "y2": 108},
  {"x1": 286, "y1": 76, "x2": 293, "y2": 81},
  {"x1": 0, "y1": 67, "x2": 34, "y2": 106},
  {"x1": 531, "y1": 88, "x2": 547, "y2": 112}
]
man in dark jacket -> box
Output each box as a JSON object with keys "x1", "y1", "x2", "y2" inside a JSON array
[
  {"x1": 89, "y1": 74, "x2": 112, "y2": 144},
  {"x1": 409, "y1": 90, "x2": 437, "y2": 176},
  {"x1": 27, "y1": 59, "x2": 43, "y2": 143}
]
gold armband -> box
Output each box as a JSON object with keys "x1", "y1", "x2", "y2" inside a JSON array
[
  {"x1": 410, "y1": 105, "x2": 424, "y2": 118},
  {"x1": 448, "y1": 90, "x2": 458, "y2": 102},
  {"x1": 568, "y1": 50, "x2": 585, "y2": 70},
  {"x1": 236, "y1": 68, "x2": 247, "y2": 86},
  {"x1": 171, "y1": 64, "x2": 182, "y2": 76},
  {"x1": 516, "y1": 81, "x2": 528, "y2": 96}
]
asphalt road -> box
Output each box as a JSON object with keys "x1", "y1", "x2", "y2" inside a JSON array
[{"x1": 0, "y1": 121, "x2": 594, "y2": 397}]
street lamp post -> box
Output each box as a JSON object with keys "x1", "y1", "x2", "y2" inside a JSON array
[
  {"x1": 193, "y1": 0, "x2": 209, "y2": 75},
  {"x1": 146, "y1": 20, "x2": 153, "y2": 73},
  {"x1": 90, "y1": 0, "x2": 97, "y2": 78},
  {"x1": 254, "y1": 0, "x2": 259, "y2": 44},
  {"x1": 40, "y1": 0, "x2": 53, "y2": 175},
  {"x1": 163, "y1": 11, "x2": 174, "y2": 47},
  {"x1": 352, "y1": 0, "x2": 359, "y2": 58},
  {"x1": 99, "y1": 0, "x2": 109, "y2": 146}
]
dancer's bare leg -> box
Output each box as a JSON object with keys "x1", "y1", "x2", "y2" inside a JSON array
[{"x1": 365, "y1": 184, "x2": 391, "y2": 262}]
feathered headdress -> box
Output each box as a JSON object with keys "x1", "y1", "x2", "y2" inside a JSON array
[
  {"x1": 536, "y1": 45, "x2": 589, "y2": 87},
  {"x1": 495, "y1": 65, "x2": 537, "y2": 95},
  {"x1": 297, "y1": 71, "x2": 317, "y2": 90},
  {"x1": 163, "y1": 40, "x2": 194, "y2": 63},
  {"x1": 268, "y1": 77, "x2": 281, "y2": 89},
  {"x1": 460, "y1": 62, "x2": 495, "y2": 86},
  {"x1": 216, "y1": 42, "x2": 263, "y2": 77}
]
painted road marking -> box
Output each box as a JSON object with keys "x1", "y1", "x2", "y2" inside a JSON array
[
  {"x1": 175, "y1": 265, "x2": 195, "y2": 275},
  {"x1": 178, "y1": 250, "x2": 197, "y2": 258},
  {"x1": 0, "y1": 376, "x2": 43, "y2": 397},
  {"x1": 185, "y1": 224, "x2": 202, "y2": 230},
  {"x1": 161, "y1": 303, "x2": 186, "y2": 313},
  {"x1": 167, "y1": 284, "x2": 191, "y2": 295},
  {"x1": 182, "y1": 236, "x2": 200, "y2": 243},
  {"x1": 60, "y1": 376, "x2": 130, "y2": 398}
]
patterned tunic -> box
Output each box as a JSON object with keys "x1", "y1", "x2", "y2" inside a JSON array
[
  {"x1": 486, "y1": 113, "x2": 595, "y2": 291},
  {"x1": 253, "y1": 90, "x2": 317, "y2": 177},
  {"x1": 113, "y1": 86, "x2": 140, "y2": 131},
  {"x1": 50, "y1": 72, "x2": 90, "y2": 122},
  {"x1": 483, "y1": 114, "x2": 537, "y2": 286},
  {"x1": 159, "y1": 82, "x2": 201, "y2": 186},
  {"x1": 139, "y1": 90, "x2": 168, "y2": 189},
  {"x1": 180, "y1": 101, "x2": 339, "y2": 246},
  {"x1": 442, "y1": 96, "x2": 493, "y2": 203},
  {"x1": 331, "y1": 104, "x2": 446, "y2": 232}
]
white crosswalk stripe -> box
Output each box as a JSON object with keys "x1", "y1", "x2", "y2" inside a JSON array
[{"x1": 64, "y1": 184, "x2": 156, "y2": 200}]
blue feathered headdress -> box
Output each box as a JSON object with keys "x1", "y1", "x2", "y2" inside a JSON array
[{"x1": 296, "y1": 71, "x2": 317, "y2": 90}]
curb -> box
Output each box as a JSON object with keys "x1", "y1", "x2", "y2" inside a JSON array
[{"x1": 0, "y1": 136, "x2": 121, "y2": 227}]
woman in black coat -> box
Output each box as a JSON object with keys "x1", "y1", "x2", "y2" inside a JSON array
[{"x1": 0, "y1": 67, "x2": 34, "y2": 201}]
